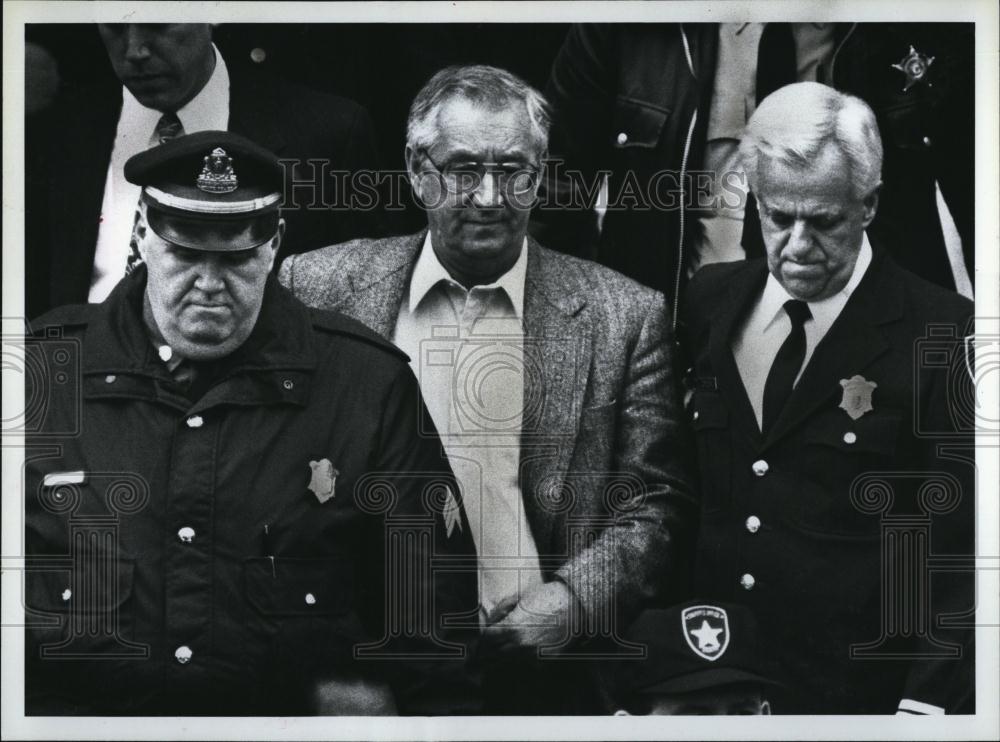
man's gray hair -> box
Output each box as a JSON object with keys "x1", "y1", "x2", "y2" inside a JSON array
[
  {"x1": 406, "y1": 64, "x2": 551, "y2": 156},
  {"x1": 740, "y1": 82, "x2": 883, "y2": 199}
]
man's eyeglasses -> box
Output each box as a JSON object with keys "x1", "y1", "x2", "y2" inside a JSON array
[{"x1": 420, "y1": 151, "x2": 540, "y2": 198}]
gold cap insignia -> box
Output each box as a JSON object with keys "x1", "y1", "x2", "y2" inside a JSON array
[{"x1": 196, "y1": 147, "x2": 239, "y2": 193}]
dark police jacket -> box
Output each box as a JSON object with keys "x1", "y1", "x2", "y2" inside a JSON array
[
  {"x1": 23, "y1": 269, "x2": 479, "y2": 715},
  {"x1": 682, "y1": 251, "x2": 975, "y2": 714}
]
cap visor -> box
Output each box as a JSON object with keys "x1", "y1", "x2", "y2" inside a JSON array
[
  {"x1": 637, "y1": 668, "x2": 780, "y2": 696},
  {"x1": 147, "y1": 209, "x2": 279, "y2": 251}
]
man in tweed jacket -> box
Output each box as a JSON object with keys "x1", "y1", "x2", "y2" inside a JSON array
[{"x1": 279, "y1": 65, "x2": 695, "y2": 713}]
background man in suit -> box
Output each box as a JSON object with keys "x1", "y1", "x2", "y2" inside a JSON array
[
  {"x1": 26, "y1": 23, "x2": 380, "y2": 319},
  {"x1": 684, "y1": 82, "x2": 975, "y2": 714},
  {"x1": 279, "y1": 65, "x2": 696, "y2": 713}
]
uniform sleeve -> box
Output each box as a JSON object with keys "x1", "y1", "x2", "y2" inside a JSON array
[
  {"x1": 366, "y1": 362, "x2": 482, "y2": 715},
  {"x1": 554, "y1": 290, "x2": 698, "y2": 623},
  {"x1": 899, "y1": 311, "x2": 976, "y2": 713}
]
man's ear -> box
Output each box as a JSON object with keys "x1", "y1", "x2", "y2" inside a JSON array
[
  {"x1": 405, "y1": 145, "x2": 442, "y2": 209},
  {"x1": 860, "y1": 182, "x2": 881, "y2": 229},
  {"x1": 266, "y1": 219, "x2": 286, "y2": 272}
]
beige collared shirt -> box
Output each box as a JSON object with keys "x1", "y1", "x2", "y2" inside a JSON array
[
  {"x1": 732, "y1": 234, "x2": 873, "y2": 429},
  {"x1": 89, "y1": 45, "x2": 230, "y2": 302},
  {"x1": 391, "y1": 234, "x2": 543, "y2": 619}
]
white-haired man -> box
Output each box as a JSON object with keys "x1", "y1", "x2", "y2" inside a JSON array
[
  {"x1": 279, "y1": 64, "x2": 696, "y2": 713},
  {"x1": 683, "y1": 82, "x2": 974, "y2": 714}
]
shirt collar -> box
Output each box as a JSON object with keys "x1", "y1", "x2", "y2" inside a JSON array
[
  {"x1": 120, "y1": 44, "x2": 229, "y2": 134},
  {"x1": 408, "y1": 232, "x2": 529, "y2": 319},
  {"x1": 759, "y1": 232, "x2": 874, "y2": 331}
]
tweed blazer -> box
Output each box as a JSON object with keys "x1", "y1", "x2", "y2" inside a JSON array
[{"x1": 279, "y1": 231, "x2": 696, "y2": 626}]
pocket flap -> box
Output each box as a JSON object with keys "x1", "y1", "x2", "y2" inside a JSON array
[
  {"x1": 244, "y1": 558, "x2": 353, "y2": 616},
  {"x1": 611, "y1": 98, "x2": 670, "y2": 148},
  {"x1": 806, "y1": 413, "x2": 901, "y2": 454},
  {"x1": 25, "y1": 559, "x2": 134, "y2": 614}
]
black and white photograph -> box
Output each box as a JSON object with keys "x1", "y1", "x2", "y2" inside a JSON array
[{"x1": 2, "y1": 1, "x2": 998, "y2": 739}]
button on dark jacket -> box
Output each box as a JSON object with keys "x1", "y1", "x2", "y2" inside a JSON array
[{"x1": 24, "y1": 268, "x2": 479, "y2": 715}]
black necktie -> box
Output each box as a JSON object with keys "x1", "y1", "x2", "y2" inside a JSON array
[
  {"x1": 761, "y1": 299, "x2": 811, "y2": 434},
  {"x1": 125, "y1": 113, "x2": 185, "y2": 274}
]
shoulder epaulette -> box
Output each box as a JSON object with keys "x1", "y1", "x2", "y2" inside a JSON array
[{"x1": 308, "y1": 308, "x2": 410, "y2": 362}]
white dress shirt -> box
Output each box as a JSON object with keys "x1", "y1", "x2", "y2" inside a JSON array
[
  {"x1": 391, "y1": 234, "x2": 544, "y2": 619},
  {"x1": 732, "y1": 234, "x2": 873, "y2": 428},
  {"x1": 89, "y1": 45, "x2": 230, "y2": 302}
]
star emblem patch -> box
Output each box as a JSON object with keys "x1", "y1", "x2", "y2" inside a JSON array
[{"x1": 682, "y1": 604, "x2": 730, "y2": 661}]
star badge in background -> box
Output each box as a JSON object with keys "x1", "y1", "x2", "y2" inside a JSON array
[
  {"x1": 682, "y1": 604, "x2": 730, "y2": 661},
  {"x1": 443, "y1": 486, "x2": 462, "y2": 538},
  {"x1": 839, "y1": 375, "x2": 877, "y2": 420},
  {"x1": 892, "y1": 45, "x2": 935, "y2": 92},
  {"x1": 307, "y1": 458, "x2": 338, "y2": 504}
]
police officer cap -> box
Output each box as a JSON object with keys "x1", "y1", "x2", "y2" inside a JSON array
[
  {"x1": 617, "y1": 600, "x2": 777, "y2": 696},
  {"x1": 124, "y1": 130, "x2": 282, "y2": 252}
]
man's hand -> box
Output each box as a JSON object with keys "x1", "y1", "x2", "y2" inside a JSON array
[{"x1": 481, "y1": 580, "x2": 581, "y2": 654}]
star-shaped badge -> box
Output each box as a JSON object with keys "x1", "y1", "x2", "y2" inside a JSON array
[
  {"x1": 689, "y1": 619, "x2": 724, "y2": 653},
  {"x1": 892, "y1": 45, "x2": 935, "y2": 92}
]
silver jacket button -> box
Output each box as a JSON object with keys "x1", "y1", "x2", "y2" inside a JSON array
[{"x1": 175, "y1": 645, "x2": 193, "y2": 664}]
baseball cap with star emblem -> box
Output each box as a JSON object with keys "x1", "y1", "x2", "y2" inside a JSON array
[{"x1": 614, "y1": 599, "x2": 778, "y2": 696}]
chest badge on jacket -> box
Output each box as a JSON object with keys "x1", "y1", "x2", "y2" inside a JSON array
[
  {"x1": 308, "y1": 458, "x2": 339, "y2": 504},
  {"x1": 839, "y1": 375, "x2": 878, "y2": 420},
  {"x1": 891, "y1": 45, "x2": 935, "y2": 92}
]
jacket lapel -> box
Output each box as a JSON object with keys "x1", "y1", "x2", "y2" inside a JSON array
[
  {"x1": 337, "y1": 232, "x2": 423, "y2": 338},
  {"x1": 708, "y1": 261, "x2": 769, "y2": 445},
  {"x1": 520, "y1": 239, "x2": 591, "y2": 553},
  {"x1": 764, "y1": 251, "x2": 898, "y2": 446}
]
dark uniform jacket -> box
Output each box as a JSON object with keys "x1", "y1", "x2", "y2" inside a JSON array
[
  {"x1": 683, "y1": 251, "x2": 975, "y2": 714},
  {"x1": 24, "y1": 269, "x2": 479, "y2": 715},
  {"x1": 25, "y1": 54, "x2": 381, "y2": 319},
  {"x1": 536, "y1": 23, "x2": 974, "y2": 317}
]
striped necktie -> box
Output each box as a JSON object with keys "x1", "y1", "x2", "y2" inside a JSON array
[{"x1": 125, "y1": 112, "x2": 185, "y2": 274}]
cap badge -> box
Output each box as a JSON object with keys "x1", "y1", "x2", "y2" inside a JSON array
[
  {"x1": 682, "y1": 604, "x2": 730, "y2": 661},
  {"x1": 891, "y1": 45, "x2": 935, "y2": 92},
  {"x1": 839, "y1": 374, "x2": 877, "y2": 420},
  {"x1": 307, "y1": 458, "x2": 338, "y2": 504},
  {"x1": 196, "y1": 147, "x2": 238, "y2": 193}
]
